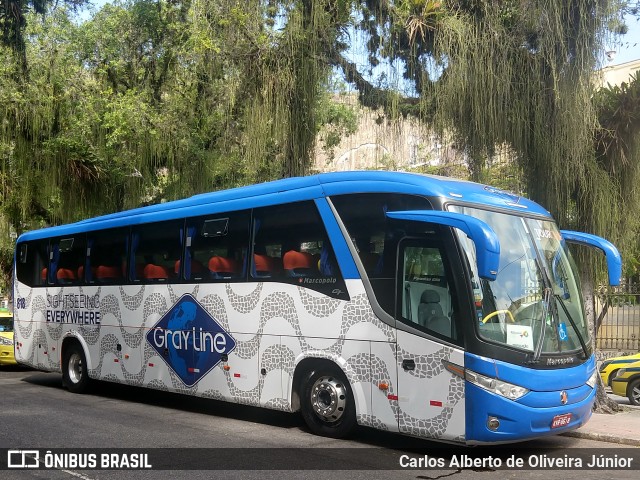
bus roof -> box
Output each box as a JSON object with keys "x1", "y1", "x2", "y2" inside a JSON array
[{"x1": 17, "y1": 171, "x2": 550, "y2": 241}]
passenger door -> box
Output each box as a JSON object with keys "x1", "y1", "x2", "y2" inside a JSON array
[{"x1": 395, "y1": 240, "x2": 466, "y2": 441}]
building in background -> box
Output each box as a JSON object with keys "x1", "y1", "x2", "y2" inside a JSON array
[
  {"x1": 315, "y1": 58, "x2": 640, "y2": 176},
  {"x1": 596, "y1": 58, "x2": 640, "y2": 87},
  {"x1": 313, "y1": 94, "x2": 467, "y2": 175}
]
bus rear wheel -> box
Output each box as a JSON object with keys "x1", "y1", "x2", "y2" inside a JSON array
[
  {"x1": 300, "y1": 366, "x2": 356, "y2": 438},
  {"x1": 62, "y1": 343, "x2": 91, "y2": 394}
]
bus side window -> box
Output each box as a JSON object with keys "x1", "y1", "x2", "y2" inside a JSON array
[
  {"x1": 331, "y1": 193, "x2": 433, "y2": 316},
  {"x1": 252, "y1": 201, "x2": 347, "y2": 300},
  {"x1": 16, "y1": 240, "x2": 49, "y2": 287},
  {"x1": 183, "y1": 210, "x2": 250, "y2": 282},
  {"x1": 131, "y1": 220, "x2": 184, "y2": 283},
  {"x1": 50, "y1": 236, "x2": 87, "y2": 286},
  {"x1": 87, "y1": 228, "x2": 128, "y2": 284},
  {"x1": 401, "y1": 244, "x2": 458, "y2": 342}
]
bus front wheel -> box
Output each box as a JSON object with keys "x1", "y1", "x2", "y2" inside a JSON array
[
  {"x1": 62, "y1": 343, "x2": 91, "y2": 394},
  {"x1": 300, "y1": 366, "x2": 356, "y2": 438}
]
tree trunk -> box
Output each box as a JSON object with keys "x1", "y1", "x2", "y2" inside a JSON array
[{"x1": 580, "y1": 259, "x2": 622, "y2": 413}]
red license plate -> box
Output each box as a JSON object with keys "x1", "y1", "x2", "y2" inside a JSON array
[{"x1": 551, "y1": 413, "x2": 572, "y2": 428}]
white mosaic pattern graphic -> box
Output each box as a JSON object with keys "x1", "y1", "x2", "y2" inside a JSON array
[{"x1": 13, "y1": 280, "x2": 466, "y2": 443}]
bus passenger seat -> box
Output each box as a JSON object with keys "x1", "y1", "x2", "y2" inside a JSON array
[
  {"x1": 56, "y1": 268, "x2": 76, "y2": 284},
  {"x1": 418, "y1": 290, "x2": 451, "y2": 336},
  {"x1": 253, "y1": 254, "x2": 278, "y2": 278},
  {"x1": 96, "y1": 265, "x2": 122, "y2": 282},
  {"x1": 208, "y1": 256, "x2": 238, "y2": 279},
  {"x1": 143, "y1": 264, "x2": 170, "y2": 281},
  {"x1": 283, "y1": 250, "x2": 315, "y2": 277}
]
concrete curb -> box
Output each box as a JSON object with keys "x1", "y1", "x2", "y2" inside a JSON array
[{"x1": 561, "y1": 430, "x2": 640, "y2": 447}]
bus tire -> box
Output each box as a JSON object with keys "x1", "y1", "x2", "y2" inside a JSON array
[
  {"x1": 62, "y1": 343, "x2": 91, "y2": 394},
  {"x1": 628, "y1": 378, "x2": 640, "y2": 406},
  {"x1": 300, "y1": 366, "x2": 356, "y2": 438}
]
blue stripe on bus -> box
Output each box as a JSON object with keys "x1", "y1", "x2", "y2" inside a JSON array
[
  {"x1": 318, "y1": 171, "x2": 549, "y2": 215},
  {"x1": 516, "y1": 383, "x2": 593, "y2": 408},
  {"x1": 314, "y1": 198, "x2": 359, "y2": 279},
  {"x1": 17, "y1": 171, "x2": 552, "y2": 242},
  {"x1": 464, "y1": 352, "x2": 596, "y2": 392}
]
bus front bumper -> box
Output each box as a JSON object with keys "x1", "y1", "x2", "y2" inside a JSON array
[{"x1": 465, "y1": 381, "x2": 596, "y2": 444}]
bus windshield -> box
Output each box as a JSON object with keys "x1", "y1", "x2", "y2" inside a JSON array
[{"x1": 450, "y1": 206, "x2": 589, "y2": 355}]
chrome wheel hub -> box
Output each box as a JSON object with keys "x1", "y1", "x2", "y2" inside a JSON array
[
  {"x1": 68, "y1": 353, "x2": 83, "y2": 384},
  {"x1": 310, "y1": 375, "x2": 347, "y2": 423}
]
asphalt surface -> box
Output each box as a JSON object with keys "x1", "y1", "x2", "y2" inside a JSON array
[{"x1": 0, "y1": 367, "x2": 639, "y2": 479}]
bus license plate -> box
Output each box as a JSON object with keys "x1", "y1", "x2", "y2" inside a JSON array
[{"x1": 551, "y1": 413, "x2": 572, "y2": 428}]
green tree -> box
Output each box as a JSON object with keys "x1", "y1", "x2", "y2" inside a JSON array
[
  {"x1": 0, "y1": 0, "x2": 360, "y2": 232},
  {"x1": 0, "y1": 1, "x2": 87, "y2": 76}
]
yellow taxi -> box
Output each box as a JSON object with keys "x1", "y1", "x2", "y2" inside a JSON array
[
  {"x1": 0, "y1": 308, "x2": 16, "y2": 366},
  {"x1": 599, "y1": 352, "x2": 640, "y2": 386},
  {"x1": 610, "y1": 360, "x2": 640, "y2": 406}
]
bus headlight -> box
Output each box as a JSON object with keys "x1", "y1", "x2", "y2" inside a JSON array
[
  {"x1": 0, "y1": 336, "x2": 13, "y2": 346},
  {"x1": 586, "y1": 370, "x2": 598, "y2": 389},
  {"x1": 465, "y1": 370, "x2": 529, "y2": 400}
]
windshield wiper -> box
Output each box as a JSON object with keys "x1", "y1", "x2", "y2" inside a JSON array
[
  {"x1": 554, "y1": 294, "x2": 589, "y2": 360},
  {"x1": 528, "y1": 250, "x2": 563, "y2": 364},
  {"x1": 528, "y1": 287, "x2": 551, "y2": 364}
]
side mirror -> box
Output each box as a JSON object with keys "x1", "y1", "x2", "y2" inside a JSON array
[
  {"x1": 560, "y1": 230, "x2": 622, "y2": 286},
  {"x1": 386, "y1": 210, "x2": 500, "y2": 280}
]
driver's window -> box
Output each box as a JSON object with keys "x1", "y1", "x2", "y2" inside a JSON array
[{"x1": 401, "y1": 245, "x2": 457, "y2": 341}]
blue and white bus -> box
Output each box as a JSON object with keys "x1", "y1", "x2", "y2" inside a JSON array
[{"x1": 13, "y1": 171, "x2": 621, "y2": 444}]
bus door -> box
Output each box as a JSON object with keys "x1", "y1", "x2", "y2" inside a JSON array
[
  {"x1": 395, "y1": 239, "x2": 467, "y2": 440},
  {"x1": 386, "y1": 211, "x2": 500, "y2": 441}
]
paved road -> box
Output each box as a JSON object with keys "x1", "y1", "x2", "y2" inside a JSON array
[{"x1": 0, "y1": 366, "x2": 638, "y2": 479}]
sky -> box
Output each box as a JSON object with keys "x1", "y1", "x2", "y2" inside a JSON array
[{"x1": 606, "y1": 12, "x2": 640, "y2": 65}]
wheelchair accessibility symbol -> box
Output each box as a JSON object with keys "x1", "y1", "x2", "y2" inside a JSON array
[{"x1": 558, "y1": 323, "x2": 568, "y2": 342}]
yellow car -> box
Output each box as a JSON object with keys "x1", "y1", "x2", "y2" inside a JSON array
[
  {"x1": 611, "y1": 360, "x2": 640, "y2": 406},
  {"x1": 0, "y1": 308, "x2": 16, "y2": 366},
  {"x1": 599, "y1": 352, "x2": 640, "y2": 386}
]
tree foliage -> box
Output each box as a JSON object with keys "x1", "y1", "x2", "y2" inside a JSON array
[
  {"x1": 1, "y1": 1, "x2": 639, "y2": 313},
  {"x1": 0, "y1": 0, "x2": 350, "y2": 232},
  {"x1": 0, "y1": 0, "x2": 87, "y2": 75}
]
